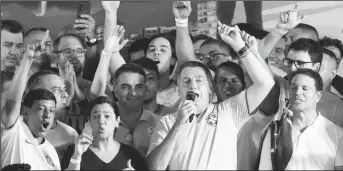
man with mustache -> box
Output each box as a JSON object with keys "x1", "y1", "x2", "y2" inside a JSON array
[{"x1": 1, "y1": 19, "x2": 24, "y2": 73}]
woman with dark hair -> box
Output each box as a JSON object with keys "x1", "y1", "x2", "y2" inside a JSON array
[{"x1": 62, "y1": 96, "x2": 148, "y2": 171}]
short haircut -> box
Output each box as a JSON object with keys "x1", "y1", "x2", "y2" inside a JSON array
[
  {"x1": 178, "y1": 61, "x2": 214, "y2": 90},
  {"x1": 214, "y1": 61, "x2": 246, "y2": 88},
  {"x1": 22, "y1": 89, "x2": 57, "y2": 108},
  {"x1": 235, "y1": 23, "x2": 269, "y2": 40},
  {"x1": 147, "y1": 32, "x2": 177, "y2": 75},
  {"x1": 0, "y1": 71, "x2": 14, "y2": 91},
  {"x1": 87, "y1": 96, "x2": 119, "y2": 118},
  {"x1": 319, "y1": 36, "x2": 343, "y2": 59},
  {"x1": 53, "y1": 33, "x2": 86, "y2": 50},
  {"x1": 2, "y1": 163, "x2": 31, "y2": 171},
  {"x1": 27, "y1": 70, "x2": 59, "y2": 90},
  {"x1": 128, "y1": 38, "x2": 150, "y2": 55},
  {"x1": 288, "y1": 68, "x2": 323, "y2": 91},
  {"x1": 1, "y1": 19, "x2": 24, "y2": 35},
  {"x1": 201, "y1": 38, "x2": 237, "y2": 58},
  {"x1": 323, "y1": 48, "x2": 340, "y2": 69},
  {"x1": 146, "y1": 33, "x2": 176, "y2": 57},
  {"x1": 294, "y1": 23, "x2": 319, "y2": 40},
  {"x1": 131, "y1": 58, "x2": 159, "y2": 79},
  {"x1": 192, "y1": 34, "x2": 213, "y2": 43},
  {"x1": 24, "y1": 27, "x2": 49, "y2": 38},
  {"x1": 113, "y1": 63, "x2": 146, "y2": 84},
  {"x1": 287, "y1": 38, "x2": 323, "y2": 64}
]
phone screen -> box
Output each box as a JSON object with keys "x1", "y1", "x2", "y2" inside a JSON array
[{"x1": 76, "y1": 1, "x2": 91, "y2": 20}]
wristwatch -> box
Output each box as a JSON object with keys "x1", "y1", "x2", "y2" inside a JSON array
[
  {"x1": 85, "y1": 37, "x2": 98, "y2": 47},
  {"x1": 237, "y1": 43, "x2": 251, "y2": 57}
]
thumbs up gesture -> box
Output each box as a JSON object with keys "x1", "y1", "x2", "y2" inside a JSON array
[{"x1": 123, "y1": 159, "x2": 135, "y2": 170}]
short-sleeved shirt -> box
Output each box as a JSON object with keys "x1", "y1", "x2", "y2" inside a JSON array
[
  {"x1": 156, "y1": 82, "x2": 181, "y2": 112},
  {"x1": 62, "y1": 143, "x2": 148, "y2": 171},
  {"x1": 259, "y1": 114, "x2": 343, "y2": 170},
  {"x1": 45, "y1": 120, "x2": 78, "y2": 161},
  {"x1": 1, "y1": 117, "x2": 60, "y2": 170},
  {"x1": 115, "y1": 110, "x2": 159, "y2": 156},
  {"x1": 148, "y1": 90, "x2": 250, "y2": 170}
]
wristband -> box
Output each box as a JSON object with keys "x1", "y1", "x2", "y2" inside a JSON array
[
  {"x1": 273, "y1": 27, "x2": 288, "y2": 35},
  {"x1": 175, "y1": 18, "x2": 188, "y2": 24},
  {"x1": 101, "y1": 50, "x2": 112, "y2": 58},
  {"x1": 175, "y1": 18, "x2": 188, "y2": 28},
  {"x1": 70, "y1": 158, "x2": 81, "y2": 164}
]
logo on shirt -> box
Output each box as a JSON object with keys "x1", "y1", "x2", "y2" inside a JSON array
[
  {"x1": 206, "y1": 112, "x2": 218, "y2": 127},
  {"x1": 44, "y1": 153, "x2": 55, "y2": 168}
]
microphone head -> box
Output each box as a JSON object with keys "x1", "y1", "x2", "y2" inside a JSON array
[{"x1": 186, "y1": 91, "x2": 199, "y2": 101}]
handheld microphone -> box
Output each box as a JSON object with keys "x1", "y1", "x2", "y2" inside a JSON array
[{"x1": 186, "y1": 92, "x2": 199, "y2": 123}]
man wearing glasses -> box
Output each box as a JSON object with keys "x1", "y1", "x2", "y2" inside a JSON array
[
  {"x1": 53, "y1": 33, "x2": 99, "y2": 133},
  {"x1": 23, "y1": 27, "x2": 53, "y2": 78},
  {"x1": 197, "y1": 38, "x2": 237, "y2": 71}
]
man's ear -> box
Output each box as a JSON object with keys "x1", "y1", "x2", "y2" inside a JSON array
[
  {"x1": 314, "y1": 62, "x2": 321, "y2": 72},
  {"x1": 315, "y1": 90, "x2": 322, "y2": 103},
  {"x1": 331, "y1": 68, "x2": 337, "y2": 80}
]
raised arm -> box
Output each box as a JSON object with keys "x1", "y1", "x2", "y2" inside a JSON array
[
  {"x1": 173, "y1": 1, "x2": 197, "y2": 65},
  {"x1": 2, "y1": 31, "x2": 49, "y2": 128},
  {"x1": 101, "y1": 1, "x2": 126, "y2": 77},
  {"x1": 90, "y1": 25, "x2": 128, "y2": 97},
  {"x1": 258, "y1": 3, "x2": 304, "y2": 59},
  {"x1": 219, "y1": 23, "x2": 275, "y2": 113}
]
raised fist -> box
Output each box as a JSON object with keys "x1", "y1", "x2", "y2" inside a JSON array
[{"x1": 173, "y1": 1, "x2": 192, "y2": 19}]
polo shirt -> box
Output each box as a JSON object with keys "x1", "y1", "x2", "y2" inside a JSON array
[
  {"x1": 114, "y1": 110, "x2": 159, "y2": 157},
  {"x1": 1, "y1": 117, "x2": 60, "y2": 170},
  {"x1": 148, "y1": 90, "x2": 250, "y2": 170}
]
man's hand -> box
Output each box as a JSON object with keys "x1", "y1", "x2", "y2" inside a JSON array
[
  {"x1": 123, "y1": 160, "x2": 135, "y2": 171},
  {"x1": 74, "y1": 14, "x2": 96, "y2": 39},
  {"x1": 101, "y1": 1, "x2": 120, "y2": 13},
  {"x1": 173, "y1": 1, "x2": 192, "y2": 19},
  {"x1": 64, "y1": 62, "x2": 75, "y2": 104},
  {"x1": 174, "y1": 100, "x2": 197, "y2": 127},
  {"x1": 103, "y1": 25, "x2": 129, "y2": 54},
  {"x1": 241, "y1": 31, "x2": 258, "y2": 54},
  {"x1": 23, "y1": 30, "x2": 50, "y2": 59},
  {"x1": 218, "y1": 22, "x2": 245, "y2": 52},
  {"x1": 276, "y1": 3, "x2": 305, "y2": 31}
]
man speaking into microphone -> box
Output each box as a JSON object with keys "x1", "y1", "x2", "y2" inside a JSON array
[{"x1": 146, "y1": 2, "x2": 275, "y2": 170}]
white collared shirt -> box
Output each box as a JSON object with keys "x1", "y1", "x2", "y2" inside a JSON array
[
  {"x1": 259, "y1": 114, "x2": 343, "y2": 170},
  {"x1": 1, "y1": 117, "x2": 60, "y2": 170}
]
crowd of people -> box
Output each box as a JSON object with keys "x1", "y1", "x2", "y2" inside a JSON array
[{"x1": 1, "y1": 1, "x2": 343, "y2": 170}]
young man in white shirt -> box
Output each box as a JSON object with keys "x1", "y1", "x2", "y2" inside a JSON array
[
  {"x1": 26, "y1": 70, "x2": 78, "y2": 160},
  {"x1": 258, "y1": 69, "x2": 343, "y2": 170},
  {"x1": 146, "y1": 15, "x2": 275, "y2": 170},
  {"x1": 1, "y1": 40, "x2": 60, "y2": 170}
]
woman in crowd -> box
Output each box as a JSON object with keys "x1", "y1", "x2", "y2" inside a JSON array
[{"x1": 62, "y1": 96, "x2": 148, "y2": 170}]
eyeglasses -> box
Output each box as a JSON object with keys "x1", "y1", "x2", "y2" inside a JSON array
[
  {"x1": 196, "y1": 52, "x2": 228, "y2": 62},
  {"x1": 55, "y1": 48, "x2": 87, "y2": 58},
  {"x1": 283, "y1": 58, "x2": 313, "y2": 69}
]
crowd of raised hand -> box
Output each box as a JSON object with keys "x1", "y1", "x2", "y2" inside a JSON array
[{"x1": 1, "y1": 1, "x2": 343, "y2": 171}]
